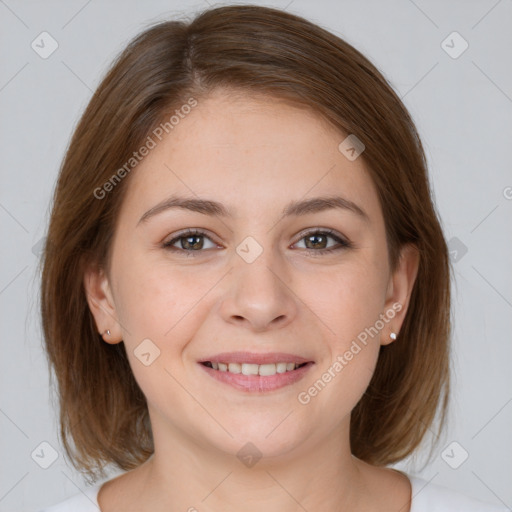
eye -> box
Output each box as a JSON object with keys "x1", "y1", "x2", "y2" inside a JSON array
[
  {"x1": 292, "y1": 228, "x2": 352, "y2": 255},
  {"x1": 162, "y1": 229, "x2": 218, "y2": 255},
  {"x1": 162, "y1": 228, "x2": 352, "y2": 256}
]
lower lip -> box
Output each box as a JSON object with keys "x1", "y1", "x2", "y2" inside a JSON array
[{"x1": 198, "y1": 362, "x2": 314, "y2": 392}]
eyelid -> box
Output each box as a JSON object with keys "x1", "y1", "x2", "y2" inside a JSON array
[
  {"x1": 292, "y1": 228, "x2": 352, "y2": 253},
  {"x1": 163, "y1": 228, "x2": 221, "y2": 248},
  {"x1": 293, "y1": 227, "x2": 347, "y2": 245}
]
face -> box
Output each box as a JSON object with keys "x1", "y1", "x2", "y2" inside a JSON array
[{"x1": 85, "y1": 89, "x2": 418, "y2": 462}]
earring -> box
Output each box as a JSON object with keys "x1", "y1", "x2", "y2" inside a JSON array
[
  {"x1": 103, "y1": 329, "x2": 111, "y2": 336},
  {"x1": 390, "y1": 332, "x2": 397, "y2": 340}
]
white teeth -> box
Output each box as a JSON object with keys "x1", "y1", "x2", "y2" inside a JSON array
[
  {"x1": 228, "y1": 363, "x2": 241, "y2": 374},
  {"x1": 208, "y1": 361, "x2": 304, "y2": 375},
  {"x1": 259, "y1": 364, "x2": 276, "y2": 376},
  {"x1": 276, "y1": 363, "x2": 287, "y2": 374},
  {"x1": 241, "y1": 363, "x2": 259, "y2": 376}
]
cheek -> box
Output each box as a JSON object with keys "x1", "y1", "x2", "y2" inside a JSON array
[
  {"x1": 112, "y1": 263, "x2": 194, "y2": 400},
  {"x1": 312, "y1": 261, "x2": 387, "y2": 346},
  {"x1": 308, "y1": 260, "x2": 386, "y2": 395},
  {"x1": 302, "y1": 267, "x2": 384, "y2": 413},
  {"x1": 113, "y1": 254, "x2": 219, "y2": 362},
  {"x1": 112, "y1": 253, "x2": 186, "y2": 343}
]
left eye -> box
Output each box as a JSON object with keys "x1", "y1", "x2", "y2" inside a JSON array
[
  {"x1": 293, "y1": 230, "x2": 350, "y2": 252},
  {"x1": 162, "y1": 229, "x2": 351, "y2": 255},
  {"x1": 163, "y1": 230, "x2": 218, "y2": 253}
]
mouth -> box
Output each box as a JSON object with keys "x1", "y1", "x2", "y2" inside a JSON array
[
  {"x1": 197, "y1": 352, "x2": 314, "y2": 392},
  {"x1": 200, "y1": 361, "x2": 309, "y2": 375}
]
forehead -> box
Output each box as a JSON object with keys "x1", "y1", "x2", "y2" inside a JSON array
[{"x1": 119, "y1": 90, "x2": 381, "y2": 224}]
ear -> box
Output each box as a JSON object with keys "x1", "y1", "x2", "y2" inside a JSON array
[
  {"x1": 381, "y1": 243, "x2": 420, "y2": 346},
  {"x1": 83, "y1": 263, "x2": 123, "y2": 344}
]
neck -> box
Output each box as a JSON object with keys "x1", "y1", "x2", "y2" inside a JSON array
[{"x1": 133, "y1": 415, "x2": 369, "y2": 512}]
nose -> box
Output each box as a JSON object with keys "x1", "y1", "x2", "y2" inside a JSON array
[{"x1": 218, "y1": 245, "x2": 298, "y2": 333}]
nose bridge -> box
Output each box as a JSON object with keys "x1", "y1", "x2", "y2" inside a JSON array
[
  {"x1": 234, "y1": 233, "x2": 286, "y2": 298},
  {"x1": 238, "y1": 238, "x2": 280, "y2": 285},
  {"x1": 219, "y1": 233, "x2": 297, "y2": 331}
]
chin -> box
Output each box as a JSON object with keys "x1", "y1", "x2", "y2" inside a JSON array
[{"x1": 213, "y1": 418, "x2": 309, "y2": 461}]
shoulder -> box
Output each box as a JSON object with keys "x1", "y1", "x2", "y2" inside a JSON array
[
  {"x1": 36, "y1": 483, "x2": 102, "y2": 512},
  {"x1": 408, "y1": 475, "x2": 509, "y2": 512}
]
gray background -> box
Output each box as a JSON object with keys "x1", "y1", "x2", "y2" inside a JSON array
[{"x1": 1, "y1": 0, "x2": 511, "y2": 510}]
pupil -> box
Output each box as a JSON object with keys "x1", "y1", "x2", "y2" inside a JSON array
[
  {"x1": 307, "y1": 234, "x2": 326, "y2": 249},
  {"x1": 184, "y1": 235, "x2": 202, "y2": 250}
]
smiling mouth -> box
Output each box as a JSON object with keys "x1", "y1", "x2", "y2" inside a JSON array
[{"x1": 200, "y1": 361, "x2": 310, "y2": 376}]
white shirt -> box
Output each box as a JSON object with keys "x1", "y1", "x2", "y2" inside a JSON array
[{"x1": 38, "y1": 474, "x2": 509, "y2": 511}]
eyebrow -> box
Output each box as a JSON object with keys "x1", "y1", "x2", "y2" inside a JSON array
[{"x1": 137, "y1": 194, "x2": 370, "y2": 225}]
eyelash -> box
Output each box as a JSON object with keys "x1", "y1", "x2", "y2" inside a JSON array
[{"x1": 162, "y1": 228, "x2": 352, "y2": 257}]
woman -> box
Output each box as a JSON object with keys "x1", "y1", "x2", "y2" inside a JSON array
[{"x1": 38, "y1": 4, "x2": 506, "y2": 511}]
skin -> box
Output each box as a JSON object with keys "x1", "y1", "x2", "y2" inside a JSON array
[{"x1": 84, "y1": 88, "x2": 419, "y2": 512}]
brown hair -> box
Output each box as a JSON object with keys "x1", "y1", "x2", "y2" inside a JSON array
[{"x1": 40, "y1": 4, "x2": 451, "y2": 481}]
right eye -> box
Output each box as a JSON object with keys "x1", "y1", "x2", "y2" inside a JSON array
[{"x1": 162, "y1": 229, "x2": 219, "y2": 255}]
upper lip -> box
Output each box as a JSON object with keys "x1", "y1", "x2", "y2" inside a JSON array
[{"x1": 199, "y1": 352, "x2": 314, "y2": 365}]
